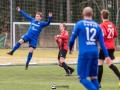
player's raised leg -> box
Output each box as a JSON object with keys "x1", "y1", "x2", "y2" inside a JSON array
[{"x1": 7, "y1": 39, "x2": 24, "y2": 55}]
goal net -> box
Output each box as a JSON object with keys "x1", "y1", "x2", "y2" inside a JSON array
[
  {"x1": 13, "y1": 22, "x2": 77, "y2": 49},
  {"x1": 12, "y1": 22, "x2": 77, "y2": 65},
  {"x1": 0, "y1": 33, "x2": 7, "y2": 48}
]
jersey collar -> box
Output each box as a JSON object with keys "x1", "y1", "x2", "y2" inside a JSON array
[{"x1": 103, "y1": 19, "x2": 109, "y2": 22}]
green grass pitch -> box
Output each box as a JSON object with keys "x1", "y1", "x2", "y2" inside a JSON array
[
  {"x1": 0, "y1": 49, "x2": 120, "y2": 90},
  {"x1": 0, "y1": 65, "x2": 120, "y2": 90}
]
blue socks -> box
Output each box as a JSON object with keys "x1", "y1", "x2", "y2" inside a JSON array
[
  {"x1": 91, "y1": 79, "x2": 99, "y2": 90},
  {"x1": 26, "y1": 52, "x2": 33, "y2": 65},
  {"x1": 80, "y1": 78, "x2": 97, "y2": 90},
  {"x1": 12, "y1": 42, "x2": 21, "y2": 52}
]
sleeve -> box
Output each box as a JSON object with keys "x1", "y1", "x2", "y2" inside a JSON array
[
  {"x1": 42, "y1": 17, "x2": 51, "y2": 27},
  {"x1": 69, "y1": 23, "x2": 79, "y2": 51},
  {"x1": 113, "y1": 25, "x2": 118, "y2": 38},
  {"x1": 60, "y1": 31, "x2": 68, "y2": 40},
  {"x1": 98, "y1": 27, "x2": 109, "y2": 57},
  {"x1": 100, "y1": 24, "x2": 107, "y2": 37},
  {"x1": 56, "y1": 39, "x2": 59, "y2": 45},
  {"x1": 56, "y1": 37, "x2": 61, "y2": 46},
  {"x1": 19, "y1": 10, "x2": 33, "y2": 22}
]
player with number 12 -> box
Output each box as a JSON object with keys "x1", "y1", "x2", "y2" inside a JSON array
[{"x1": 69, "y1": 7, "x2": 111, "y2": 90}]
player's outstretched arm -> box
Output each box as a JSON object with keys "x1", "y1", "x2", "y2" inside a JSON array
[
  {"x1": 16, "y1": 7, "x2": 33, "y2": 22},
  {"x1": 42, "y1": 12, "x2": 52, "y2": 27}
]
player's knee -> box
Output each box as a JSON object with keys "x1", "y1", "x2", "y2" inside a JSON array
[
  {"x1": 29, "y1": 50, "x2": 34, "y2": 53},
  {"x1": 29, "y1": 47, "x2": 34, "y2": 53},
  {"x1": 18, "y1": 39, "x2": 24, "y2": 44},
  {"x1": 79, "y1": 78, "x2": 84, "y2": 83},
  {"x1": 60, "y1": 57, "x2": 64, "y2": 60},
  {"x1": 78, "y1": 77, "x2": 86, "y2": 82},
  {"x1": 98, "y1": 59, "x2": 104, "y2": 65},
  {"x1": 60, "y1": 57, "x2": 64, "y2": 63},
  {"x1": 107, "y1": 60, "x2": 113, "y2": 66},
  {"x1": 90, "y1": 76, "x2": 97, "y2": 80}
]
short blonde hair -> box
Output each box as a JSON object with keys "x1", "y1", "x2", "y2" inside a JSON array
[{"x1": 36, "y1": 12, "x2": 43, "y2": 17}]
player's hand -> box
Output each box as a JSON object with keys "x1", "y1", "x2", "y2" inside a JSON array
[
  {"x1": 49, "y1": 12, "x2": 52, "y2": 17},
  {"x1": 105, "y1": 57, "x2": 112, "y2": 65},
  {"x1": 16, "y1": 7, "x2": 20, "y2": 12},
  {"x1": 56, "y1": 35, "x2": 60, "y2": 38},
  {"x1": 54, "y1": 36, "x2": 57, "y2": 40}
]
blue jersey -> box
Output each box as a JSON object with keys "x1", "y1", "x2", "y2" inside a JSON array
[
  {"x1": 69, "y1": 19, "x2": 108, "y2": 58},
  {"x1": 19, "y1": 10, "x2": 51, "y2": 40}
]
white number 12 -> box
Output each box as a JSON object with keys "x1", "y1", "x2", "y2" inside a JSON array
[{"x1": 86, "y1": 27, "x2": 96, "y2": 41}]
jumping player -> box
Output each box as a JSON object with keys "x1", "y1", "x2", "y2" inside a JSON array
[
  {"x1": 69, "y1": 7, "x2": 111, "y2": 90},
  {"x1": 7, "y1": 7, "x2": 52, "y2": 70},
  {"x1": 54, "y1": 23, "x2": 74, "y2": 76}
]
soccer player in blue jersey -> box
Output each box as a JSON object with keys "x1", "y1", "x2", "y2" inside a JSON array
[
  {"x1": 69, "y1": 7, "x2": 111, "y2": 90},
  {"x1": 7, "y1": 7, "x2": 52, "y2": 70}
]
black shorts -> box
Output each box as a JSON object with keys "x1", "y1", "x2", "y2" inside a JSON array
[
  {"x1": 58, "y1": 49, "x2": 67, "y2": 60},
  {"x1": 99, "y1": 49, "x2": 115, "y2": 60}
]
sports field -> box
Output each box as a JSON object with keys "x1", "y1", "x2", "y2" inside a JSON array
[
  {"x1": 0, "y1": 65, "x2": 120, "y2": 90},
  {"x1": 0, "y1": 49, "x2": 120, "y2": 65},
  {"x1": 0, "y1": 49, "x2": 79, "y2": 65},
  {"x1": 0, "y1": 49, "x2": 120, "y2": 90}
]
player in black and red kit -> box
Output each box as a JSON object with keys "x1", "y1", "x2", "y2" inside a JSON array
[
  {"x1": 54, "y1": 23, "x2": 74, "y2": 76},
  {"x1": 98, "y1": 9, "x2": 120, "y2": 88}
]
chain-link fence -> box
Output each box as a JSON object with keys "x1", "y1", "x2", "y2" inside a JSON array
[{"x1": 0, "y1": 0, "x2": 120, "y2": 48}]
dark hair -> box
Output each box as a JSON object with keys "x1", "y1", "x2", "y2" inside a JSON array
[
  {"x1": 101, "y1": 10, "x2": 109, "y2": 19},
  {"x1": 36, "y1": 12, "x2": 43, "y2": 17}
]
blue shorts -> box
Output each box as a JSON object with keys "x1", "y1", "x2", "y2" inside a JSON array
[
  {"x1": 77, "y1": 57, "x2": 98, "y2": 79},
  {"x1": 21, "y1": 34, "x2": 38, "y2": 48}
]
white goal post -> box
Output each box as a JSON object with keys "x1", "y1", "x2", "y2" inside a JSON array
[{"x1": 13, "y1": 22, "x2": 77, "y2": 50}]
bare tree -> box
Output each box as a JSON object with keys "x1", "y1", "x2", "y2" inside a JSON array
[{"x1": 115, "y1": 0, "x2": 120, "y2": 47}]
